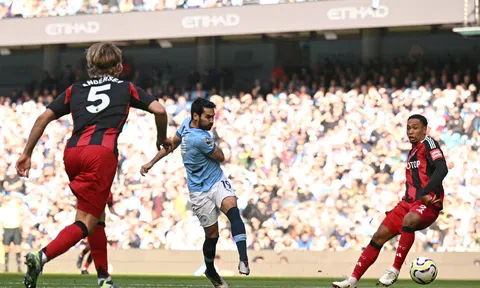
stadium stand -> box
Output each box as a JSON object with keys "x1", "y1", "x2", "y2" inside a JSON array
[
  {"x1": 1, "y1": 59, "x2": 479, "y2": 254},
  {"x1": 0, "y1": 0, "x2": 311, "y2": 18}
]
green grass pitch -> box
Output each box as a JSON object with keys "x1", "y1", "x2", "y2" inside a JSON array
[{"x1": 0, "y1": 274, "x2": 478, "y2": 288}]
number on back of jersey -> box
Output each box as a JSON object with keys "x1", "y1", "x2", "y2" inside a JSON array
[{"x1": 86, "y1": 84, "x2": 111, "y2": 113}]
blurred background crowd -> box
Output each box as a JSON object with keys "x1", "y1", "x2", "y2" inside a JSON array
[
  {"x1": 0, "y1": 0, "x2": 311, "y2": 18},
  {"x1": 1, "y1": 58, "x2": 480, "y2": 260}
]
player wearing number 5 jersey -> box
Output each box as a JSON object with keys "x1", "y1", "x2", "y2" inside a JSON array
[
  {"x1": 15, "y1": 42, "x2": 171, "y2": 288},
  {"x1": 141, "y1": 98, "x2": 250, "y2": 288}
]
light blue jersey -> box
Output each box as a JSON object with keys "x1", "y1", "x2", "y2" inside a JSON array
[{"x1": 176, "y1": 117, "x2": 223, "y2": 192}]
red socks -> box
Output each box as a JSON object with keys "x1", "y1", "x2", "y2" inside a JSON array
[
  {"x1": 352, "y1": 240, "x2": 382, "y2": 280},
  {"x1": 88, "y1": 222, "x2": 109, "y2": 279},
  {"x1": 351, "y1": 226, "x2": 416, "y2": 280},
  {"x1": 42, "y1": 220, "x2": 111, "y2": 280},
  {"x1": 43, "y1": 221, "x2": 88, "y2": 261},
  {"x1": 393, "y1": 226, "x2": 415, "y2": 271}
]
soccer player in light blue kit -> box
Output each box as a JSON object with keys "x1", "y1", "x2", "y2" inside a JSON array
[{"x1": 141, "y1": 98, "x2": 250, "y2": 288}]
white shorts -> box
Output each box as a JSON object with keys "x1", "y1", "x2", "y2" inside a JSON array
[{"x1": 190, "y1": 175, "x2": 236, "y2": 228}]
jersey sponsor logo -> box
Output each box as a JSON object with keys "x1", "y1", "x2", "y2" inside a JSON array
[
  {"x1": 406, "y1": 160, "x2": 421, "y2": 170},
  {"x1": 430, "y1": 148, "x2": 443, "y2": 161}
]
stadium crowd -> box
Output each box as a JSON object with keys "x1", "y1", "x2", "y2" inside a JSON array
[
  {"x1": 0, "y1": 0, "x2": 309, "y2": 18},
  {"x1": 1, "y1": 60, "x2": 480, "y2": 259}
]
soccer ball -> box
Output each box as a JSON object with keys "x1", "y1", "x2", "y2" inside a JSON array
[{"x1": 409, "y1": 257, "x2": 438, "y2": 285}]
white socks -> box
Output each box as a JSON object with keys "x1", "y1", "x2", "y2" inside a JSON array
[{"x1": 40, "y1": 251, "x2": 48, "y2": 265}]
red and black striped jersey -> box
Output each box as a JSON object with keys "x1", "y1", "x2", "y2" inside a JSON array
[
  {"x1": 47, "y1": 76, "x2": 155, "y2": 156},
  {"x1": 404, "y1": 136, "x2": 446, "y2": 204}
]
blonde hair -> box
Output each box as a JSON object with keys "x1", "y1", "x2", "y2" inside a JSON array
[{"x1": 85, "y1": 42, "x2": 123, "y2": 78}]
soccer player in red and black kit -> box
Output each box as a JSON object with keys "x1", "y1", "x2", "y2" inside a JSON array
[
  {"x1": 15, "y1": 42, "x2": 172, "y2": 288},
  {"x1": 332, "y1": 114, "x2": 449, "y2": 288}
]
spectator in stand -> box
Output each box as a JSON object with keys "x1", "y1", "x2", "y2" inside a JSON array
[
  {"x1": 190, "y1": 82, "x2": 207, "y2": 100},
  {"x1": 0, "y1": 0, "x2": 315, "y2": 18}
]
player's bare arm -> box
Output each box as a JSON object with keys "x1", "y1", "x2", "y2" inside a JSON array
[
  {"x1": 16, "y1": 108, "x2": 57, "y2": 178},
  {"x1": 108, "y1": 205, "x2": 122, "y2": 218},
  {"x1": 208, "y1": 146, "x2": 225, "y2": 163},
  {"x1": 140, "y1": 134, "x2": 182, "y2": 176},
  {"x1": 148, "y1": 100, "x2": 172, "y2": 151}
]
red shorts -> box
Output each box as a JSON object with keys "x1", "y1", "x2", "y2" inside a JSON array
[
  {"x1": 381, "y1": 200, "x2": 441, "y2": 235},
  {"x1": 64, "y1": 145, "x2": 118, "y2": 218}
]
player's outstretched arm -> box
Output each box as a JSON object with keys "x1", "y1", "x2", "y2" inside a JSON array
[
  {"x1": 129, "y1": 84, "x2": 171, "y2": 150},
  {"x1": 16, "y1": 109, "x2": 57, "y2": 178},
  {"x1": 108, "y1": 205, "x2": 122, "y2": 218},
  {"x1": 147, "y1": 101, "x2": 172, "y2": 151},
  {"x1": 140, "y1": 135, "x2": 181, "y2": 176}
]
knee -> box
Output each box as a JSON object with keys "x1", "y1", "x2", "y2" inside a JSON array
[
  {"x1": 75, "y1": 220, "x2": 98, "y2": 237},
  {"x1": 99, "y1": 212, "x2": 106, "y2": 223},
  {"x1": 204, "y1": 224, "x2": 219, "y2": 238},
  {"x1": 221, "y1": 197, "x2": 238, "y2": 214},
  {"x1": 75, "y1": 211, "x2": 100, "y2": 237},
  {"x1": 73, "y1": 220, "x2": 91, "y2": 238},
  {"x1": 87, "y1": 221, "x2": 107, "y2": 237},
  {"x1": 371, "y1": 231, "x2": 388, "y2": 246},
  {"x1": 402, "y1": 213, "x2": 420, "y2": 229},
  {"x1": 85, "y1": 220, "x2": 104, "y2": 236},
  {"x1": 206, "y1": 229, "x2": 219, "y2": 239}
]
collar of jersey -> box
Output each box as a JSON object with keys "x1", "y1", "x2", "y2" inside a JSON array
[
  {"x1": 412, "y1": 136, "x2": 428, "y2": 148},
  {"x1": 188, "y1": 120, "x2": 204, "y2": 131}
]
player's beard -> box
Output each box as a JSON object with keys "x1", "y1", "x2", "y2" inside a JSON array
[{"x1": 200, "y1": 121, "x2": 213, "y2": 131}]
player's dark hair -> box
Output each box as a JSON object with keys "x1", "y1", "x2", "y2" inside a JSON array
[
  {"x1": 408, "y1": 114, "x2": 428, "y2": 127},
  {"x1": 191, "y1": 98, "x2": 216, "y2": 119},
  {"x1": 85, "y1": 42, "x2": 123, "y2": 78}
]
